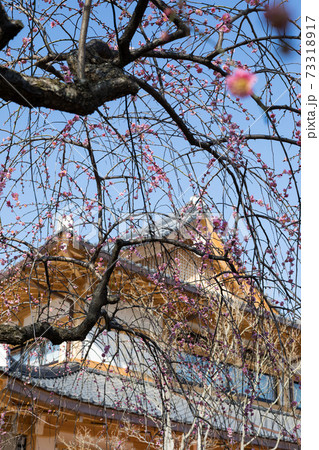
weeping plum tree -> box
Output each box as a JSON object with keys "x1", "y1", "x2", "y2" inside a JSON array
[{"x1": 0, "y1": 0, "x2": 300, "y2": 448}]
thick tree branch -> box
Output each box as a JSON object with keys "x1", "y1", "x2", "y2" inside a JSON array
[
  {"x1": 0, "y1": 232, "x2": 238, "y2": 346},
  {"x1": 137, "y1": 49, "x2": 228, "y2": 76},
  {"x1": 123, "y1": 29, "x2": 187, "y2": 62},
  {"x1": 0, "y1": 1, "x2": 23, "y2": 51},
  {"x1": 0, "y1": 239, "x2": 125, "y2": 345},
  {"x1": 0, "y1": 65, "x2": 138, "y2": 114},
  {"x1": 120, "y1": 0, "x2": 190, "y2": 64},
  {"x1": 118, "y1": 0, "x2": 149, "y2": 64},
  {"x1": 251, "y1": 93, "x2": 300, "y2": 115}
]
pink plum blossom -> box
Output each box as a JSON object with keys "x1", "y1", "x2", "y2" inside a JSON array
[
  {"x1": 226, "y1": 69, "x2": 257, "y2": 97},
  {"x1": 222, "y1": 13, "x2": 231, "y2": 23},
  {"x1": 22, "y1": 37, "x2": 31, "y2": 47},
  {"x1": 216, "y1": 22, "x2": 231, "y2": 33}
]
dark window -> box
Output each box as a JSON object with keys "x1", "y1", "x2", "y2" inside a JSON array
[
  {"x1": 175, "y1": 353, "x2": 212, "y2": 385},
  {"x1": 16, "y1": 435, "x2": 27, "y2": 450},
  {"x1": 175, "y1": 357, "x2": 277, "y2": 403},
  {"x1": 292, "y1": 381, "x2": 301, "y2": 409},
  {"x1": 223, "y1": 366, "x2": 277, "y2": 402},
  {"x1": 256, "y1": 373, "x2": 277, "y2": 402},
  {"x1": 11, "y1": 341, "x2": 60, "y2": 366}
]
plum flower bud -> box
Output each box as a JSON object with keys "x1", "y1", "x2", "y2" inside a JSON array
[
  {"x1": 195, "y1": 9, "x2": 203, "y2": 16},
  {"x1": 101, "y1": 345, "x2": 110, "y2": 358},
  {"x1": 226, "y1": 69, "x2": 257, "y2": 97},
  {"x1": 246, "y1": 0, "x2": 260, "y2": 5},
  {"x1": 216, "y1": 22, "x2": 231, "y2": 33}
]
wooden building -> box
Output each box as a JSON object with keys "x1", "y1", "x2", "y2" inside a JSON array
[{"x1": 0, "y1": 204, "x2": 300, "y2": 449}]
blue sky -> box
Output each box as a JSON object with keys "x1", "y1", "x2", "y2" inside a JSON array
[{"x1": 0, "y1": 1, "x2": 301, "y2": 310}]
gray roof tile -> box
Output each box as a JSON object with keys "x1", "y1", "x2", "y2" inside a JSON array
[{"x1": 1, "y1": 362, "x2": 300, "y2": 444}]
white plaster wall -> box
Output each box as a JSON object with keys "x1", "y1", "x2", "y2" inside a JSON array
[{"x1": 0, "y1": 343, "x2": 8, "y2": 367}]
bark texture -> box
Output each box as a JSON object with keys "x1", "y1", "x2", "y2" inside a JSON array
[
  {"x1": 0, "y1": 65, "x2": 139, "y2": 115},
  {"x1": 0, "y1": 2, "x2": 23, "y2": 50},
  {"x1": 0, "y1": 2, "x2": 138, "y2": 115}
]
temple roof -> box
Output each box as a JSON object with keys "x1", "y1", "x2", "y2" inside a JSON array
[
  {"x1": 123, "y1": 198, "x2": 212, "y2": 240},
  {"x1": 0, "y1": 362, "x2": 299, "y2": 446}
]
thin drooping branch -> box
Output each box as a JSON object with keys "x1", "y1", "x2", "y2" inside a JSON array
[
  {"x1": 85, "y1": 128, "x2": 104, "y2": 242},
  {"x1": 136, "y1": 49, "x2": 228, "y2": 76},
  {"x1": 139, "y1": 50, "x2": 300, "y2": 116},
  {"x1": 133, "y1": 76, "x2": 299, "y2": 151},
  {"x1": 251, "y1": 93, "x2": 300, "y2": 114},
  {"x1": 208, "y1": 34, "x2": 300, "y2": 59}
]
